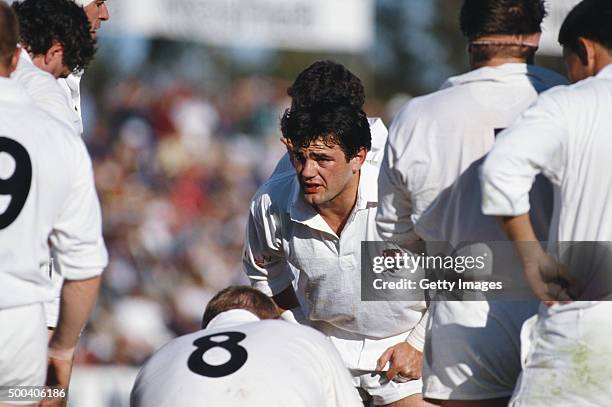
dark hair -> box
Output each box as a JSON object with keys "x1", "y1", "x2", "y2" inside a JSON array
[
  {"x1": 13, "y1": 0, "x2": 96, "y2": 73},
  {"x1": 559, "y1": 0, "x2": 612, "y2": 54},
  {"x1": 281, "y1": 103, "x2": 371, "y2": 160},
  {"x1": 460, "y1": 0, "x2": 546, "y2": 40},
  {"x1": 288, "y1": 60, "x2": 365, "y2": 110},
  {"x1": 201, "y1": 286, "x2": 279, "y2": 329},
  {"x1": 0, "y1": 1, "x2": 19, "y2": 68}
]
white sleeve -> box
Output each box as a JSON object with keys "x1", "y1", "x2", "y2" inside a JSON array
[
  {"x1": 481, "y1": 91, "x2": 568, "y2": 216},
  {"x1": 49, "y1": 138, "x2": 108, "y2": 280},
  {"x1": 376, "y1": 107, "x2": 423, "y2": 244},
  {"x1": 405, "y1": 309, "x2": 428, "y2": 352},
  {"x1": 243, "y1": 194, "x2": 294, "y2": 296}
]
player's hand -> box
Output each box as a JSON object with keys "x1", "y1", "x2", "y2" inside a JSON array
[
  {"x1": 38, "y1": 350, "x2": 74, "y2": 407},
  {"x1": 522, "y1": 252, "x2": 576, "y2": 305},
  {"x1": 376, "y1": 342, "x2": 422, "y2": 381}
]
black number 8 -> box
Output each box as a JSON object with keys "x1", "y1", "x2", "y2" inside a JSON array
[
  {"x1": 187, "y1": 332, "x2": 248, "y2": 378},
  {"x1": 0, "y1": 137, "x2": 32, "y2": 230}
]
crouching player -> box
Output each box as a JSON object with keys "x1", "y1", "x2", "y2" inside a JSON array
[{"x1": 130, "y1": 286, "x2": 361, "y2": 407}]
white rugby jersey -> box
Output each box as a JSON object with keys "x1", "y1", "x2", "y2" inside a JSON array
[
  {"x1": 377, "y1": 64, "x2": 567, "y2": 244},
  {"x1": 130, "y1": 310, "x2": 362, "y2": 407},
  {"x1": 11, "y1": 50, "x2": 81, "y2": 136},
  {"x1": 482, "y1": 64, "x2": 612, "y2": 308},
  {"x1": 243, "y1": 161, "x2": 426, "y2": 340},
  {"x1": 270, "y1": 117, "x2": 388, "y2": 176},
  {"x1": 0, "y1": 78, "x2": 107, "y2": 309}
]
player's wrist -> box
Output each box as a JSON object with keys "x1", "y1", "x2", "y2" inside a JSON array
[{"x1": 48, "y1": 344, "x2": 76, "y2": 361}]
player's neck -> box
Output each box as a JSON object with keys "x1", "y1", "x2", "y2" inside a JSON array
[{"x1": 471, "y1": 56, "x2": 531, "y2": 70}]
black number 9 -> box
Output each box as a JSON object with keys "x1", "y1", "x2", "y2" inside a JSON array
[
  {"x1": 0, "y1": 137, "x2": 32, "y2": 230},
  {"x1": 187, "y1": 332, "x2": 248, "y2": 378}
]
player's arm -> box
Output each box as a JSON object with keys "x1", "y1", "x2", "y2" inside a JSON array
[
  {"x1": 481, "y1": 90, "x2": 573, "y2": 302},
  {"x1": 243, "y1": 193, "x2": 304, "y2": 321},
  {"x1": 46, "y1": 136, "x2": 108, "y2": 399}
]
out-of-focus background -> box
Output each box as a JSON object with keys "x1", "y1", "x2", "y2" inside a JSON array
[{"x1": 69, "y1": 0, "x2": 577, "y2": 405}]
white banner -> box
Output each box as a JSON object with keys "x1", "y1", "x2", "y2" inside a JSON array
[
  {"x1": 103, "y1": 0, "x2": 374, "y2": 53},
  {"x1": 539, "y1": 0, "x2": 581, "y2": 56}
]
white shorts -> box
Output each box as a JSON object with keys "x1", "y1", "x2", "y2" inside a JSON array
[
  {"x1": 0, "y1": 303, "x2": 47, "y2": 391},
  {"x1": 423, "y1": 300, "x2": 538, "y2": 401},
  {"x1": 319, "y1": 323, "x2": 423, "y2": 406},
  {"x1": 510, "y1": 302, "x2": 612, "y2": 406}
]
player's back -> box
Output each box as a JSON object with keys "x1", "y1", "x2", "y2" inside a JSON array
[
  {"x1": 0, "y1": 77, "x2": 81, "y2": 308},
  {"x1": 396, "y1": 64, "x2": 564, "y2": 218},
  {"x1": 131, "y1": 310, "x2": 362, "y2": 407}
]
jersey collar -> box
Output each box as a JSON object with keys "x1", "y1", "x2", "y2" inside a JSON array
[
  {"x1": 206, "y1": 309, "x2": 260, "y2": 330},
  {"x1": 441, "y1": 63, "x2": 567, "y2": 90}
]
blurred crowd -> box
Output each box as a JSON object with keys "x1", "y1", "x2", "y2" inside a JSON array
[
  {"x1": 74, "y1": 73, "x2": 400, "y2": 366},
  {"x1": 74, "y1": 75, "x2": 287, "y2": 365}
]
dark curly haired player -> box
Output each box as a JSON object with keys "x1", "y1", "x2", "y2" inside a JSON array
[{"x1": 12, "y1": 0, "x2": 96, "y2": 76}]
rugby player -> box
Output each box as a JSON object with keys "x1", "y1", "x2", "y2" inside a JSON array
[
  {"x1": 130, "y1": 286, "x2": 361, "y2": 407},
  {"x1": 0, "y1": 2, "x2": 105, "y2": 405},
  {"x1": 481, "y1": 0, "x2": 612, "y2": 404},
  {"x1": 244, "y1": 89, "x2": 429, "y2": 405},
  {"x1": 376, "y1": 0, "x2": 566, "y2": 405}
]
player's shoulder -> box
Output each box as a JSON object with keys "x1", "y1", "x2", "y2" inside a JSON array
[
  {"x1": 250, "y1": 171, "x2": 296, "y2": 213},
  {"x1": 12, "y1": 58, "x2": 62, "y2": 94},
  {"x1": 0, "y1": 84, "x2": 72, "y2": 142},
  {"x1": 534, "y1": 75, "x2": 598, "y2": 114}
]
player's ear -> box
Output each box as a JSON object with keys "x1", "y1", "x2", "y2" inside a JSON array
[
  {"x1": 350, "y1": 147, "x2": 367, "y2": 172},
  {"x1": 576, "y1": 37, "x2": 592, "y2": 66},
  {"x1": 280, "y1": 137, "x2": 292, "y2": 151},
  {"x1": 45, "y1": 41, "x2": 64, "y2": 65}
]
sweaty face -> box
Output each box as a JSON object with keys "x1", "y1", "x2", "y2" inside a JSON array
[
  {"x1": 563, "y1": 47, "x2": 590, "y2": 83},
  {"x1": 291, "y1": 138, "x2": 359, "y2": 208},
  {"x1": 84, "y1": 0, "x2": 109, "y2": 39}
]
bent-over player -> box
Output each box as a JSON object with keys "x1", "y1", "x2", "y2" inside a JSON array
[{"x1": 130, "y1": 286, "x2": 361, "y2": 407}]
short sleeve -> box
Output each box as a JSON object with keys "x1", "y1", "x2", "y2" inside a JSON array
[
  {"x1": 243, "y1": 193, "x2": 294, "y2": 296},
  {"x1": 49, "y1": 138, "x2": 108, "y2": 280}
]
